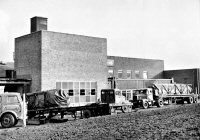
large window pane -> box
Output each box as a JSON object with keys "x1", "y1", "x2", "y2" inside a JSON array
[
  {"x1": 56, "y1": 82, "x2": 61, "y2": 89},
  {"x1": 75, "y1": 96, "x2": 79, "y2": 103},
  {"x1": 85, "y1": 89, "x2": 90, "y2": 95},
  {"x1": 74, "y1": 82, "x2": 79, "y2": 89},
  {"x1": 74, "y1": 89, "x2": 79, "y2": 96},
  {"x1": 70, "y1": 97, "x2": 74, "y2": 103},
  {"x1": 86, "y1": 96, "x2": 90, "y2": 102},
  {"x1": 91, "y1": 82, "x2": 97, "y2": 89},
  {"x1": 80, "y1": 82, "x2": 85, "y2": 89},
  {"x1": 90, "y1": 96, "x2": 96, "y2": 102},
  {"x1": 62, "y1": 82, "x2": 68, "y2": 89},
  {"x1": 68, "y1": 82, "x2": 73, "y2": 89},
  {"x1": 80, "y1": 96, "x2": 86, "y2": 102},
  {"x1": 86, "y1": 82, "x2": 90, "y2": 89}
]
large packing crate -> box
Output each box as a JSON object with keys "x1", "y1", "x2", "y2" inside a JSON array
[{"x1": 153, "y1": 84, "x2": 193, "y2": 96}]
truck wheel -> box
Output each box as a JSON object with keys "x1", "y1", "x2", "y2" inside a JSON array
[
  {"x1": 122, "y1": 106, "x2": 129, "y2": 113},
  {"x1": 187, "y1": 97, "x2": 193, "y2": 104},
  {"x1": 156, "y1": 99, "x2": 164, "y2": 107},
  {"x1": 1, "y1": 113, "x2": 15, "y2": 128},
  {"x1": 193, "y1": 97, "x2": 198, "y2": 103},
  {"x1": 142, "y1": 101, "x2": 148, "y2": 109},
  {"x1": 83, "y1": 110, "x2": 91, "y2": 118}
]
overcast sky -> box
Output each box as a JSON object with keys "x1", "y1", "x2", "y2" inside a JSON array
[{"x1": 0, "y1": 0, "x2": 200, "y2": 70}]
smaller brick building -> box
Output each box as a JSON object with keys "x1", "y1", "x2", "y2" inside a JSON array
[{"x1": 107, "y1": 56, "x2": 164, "y2": 79}]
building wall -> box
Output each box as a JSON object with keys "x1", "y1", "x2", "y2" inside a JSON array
[
  {"x1": 163, "y1": 69, "x2": 200, "y2": 94},
  {"x1": 107, "y1": 56, "x2": 164, "y2": 79},
  {"x1": 41, "y1": 31, "x2": 108, "y2": 99},
  {"x1": 15, "y1": 32, "x2": 42, "y2": 92}
]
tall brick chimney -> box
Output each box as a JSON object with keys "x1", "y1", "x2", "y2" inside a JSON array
[{"x1": 31, "y1": 16, "x2": 47, "y2": 33}]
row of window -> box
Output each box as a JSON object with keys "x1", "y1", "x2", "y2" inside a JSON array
[
  {"x1": 63, "y1": 89, "x2": 96, "y2": 96},
  {"x1": 56, "y1": 82, "x2": 97, "y2": 103},
  {"x1": 108, "y1": 70, "x2": 148, "y2": 79}
]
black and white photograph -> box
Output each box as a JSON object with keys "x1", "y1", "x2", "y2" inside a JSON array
[{"x1": 0, "y1": 0, "x2": 200, "y2": 139}]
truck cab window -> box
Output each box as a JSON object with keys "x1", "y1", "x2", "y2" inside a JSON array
[{"x1": 7, "y1": 96, "x2": 19, "y2": 104}]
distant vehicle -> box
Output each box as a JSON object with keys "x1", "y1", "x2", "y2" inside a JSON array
[{"x1": 131, "y1": 84, "x2": 198, "y2": 109}]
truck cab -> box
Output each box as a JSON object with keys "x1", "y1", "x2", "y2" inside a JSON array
[
  {"x1": 0, "y1": 92, "x2": 26, "y2": 128},
  {"x1": 132, "y1": 88, "x2": 163, "y2": 109},
  {"x1": 101, "y1": 89, "x2": 132, "y2": 113}
]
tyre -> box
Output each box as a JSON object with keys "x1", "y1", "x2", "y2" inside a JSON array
[
  {"x1": 82, "y1": 110, "x2": 91, "y2": 118},
  {"x1": 156, "y1": 99, "x2": 164, "y2": 107},
  {"x1": 193, "y1": 97, "x2": 197, "y2": 103},
  {"x1": 1, "y1": 113, "x2": 15, "y2": 128},
  {"x1": 187, "y1": 97, "x2": 193, "y2": 104},
  {"x1": 142, "y1": 101, "x2": 148, "y2": 109},
  {"x1": 121, "y1": 106, "x2": 129, "y2": 113}
]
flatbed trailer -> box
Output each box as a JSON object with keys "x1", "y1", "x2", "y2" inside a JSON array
[{"x1": 27, "y1": 103, "x2": 110, "y2": 123}]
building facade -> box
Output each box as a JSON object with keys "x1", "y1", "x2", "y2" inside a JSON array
[
  {"x1": 15, "y1": 17, "x2": 108, "y2": 105},
  {"x1": 107, "y1": 56, "x2": 164, "y2": 79}
]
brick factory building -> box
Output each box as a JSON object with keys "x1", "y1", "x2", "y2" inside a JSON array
[
  {"x1": 14, "y1": 16, "x2": 200, "y2": 105},
  {"x1": 15, "y1": 17, "x2": 107, "y2": 105}
]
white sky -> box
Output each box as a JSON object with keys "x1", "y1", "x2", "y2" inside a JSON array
[{"x1": 0, "y1": 0, "x2": 200, "y2": 70}]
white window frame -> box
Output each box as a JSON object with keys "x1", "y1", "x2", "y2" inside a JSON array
[{"x1": 143, "y1": 71, "x2": 148, "y2": 79}]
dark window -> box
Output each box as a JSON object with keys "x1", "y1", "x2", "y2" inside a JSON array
[
  {"x1": 91, "y1": 89, "x2": 96, "y2": 95},
  {"x1": 135, "y1": 71, "x2": 140, "y2": 78},
  {"x1": 68, "y1": 90, "x2": 73, "y2": 96},
  {"x1": 118, "y1": 70, "x2": 123, "y2": 78},
  {"x1": 80, "y1": 89, "x2": 85, "y2": 95},
  {"x1": 127, "y1": 70, "x2": 132, "y2": 79}
]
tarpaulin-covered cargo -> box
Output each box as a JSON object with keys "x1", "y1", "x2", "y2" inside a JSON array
[
  {"x1": 26, "y1": 89, "x2": 70, "y2": 110},
  {"x1": 152, "y1": 84, "x2": 193, "y2": 96}
]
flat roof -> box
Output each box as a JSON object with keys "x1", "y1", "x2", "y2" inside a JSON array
[{"x1": 0, "y1": 78, "x2": 31, "y2": 85}]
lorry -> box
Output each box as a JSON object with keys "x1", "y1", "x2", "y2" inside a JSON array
[
  {"x1": 131, "y1": 83, "x2": 198, "y2": 109},
  {"x1": 101, "y1": 89, "x2": 132, "y2": 114},
  {"x1": 0, "y1": 88, "x2": 132, "y2": 128},
  {"x1": 0, "y1": 92, "x2": 27, "y2": 128}
]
